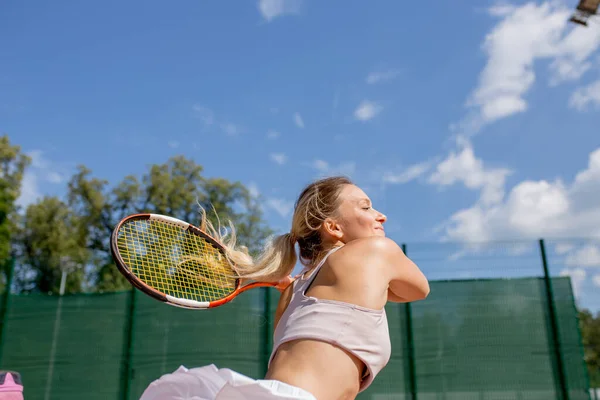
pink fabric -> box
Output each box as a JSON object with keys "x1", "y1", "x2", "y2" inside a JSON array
[
  {"x1": 0, "y1": 373, "x2": 22, "y2": 393},
  {"x1": 140, "y1": 364, "x2": 316, "y2": 399},
  {"x1": 269, "y1": 246, "x2": 392, "y2": 393},
  {"x1": 0, "y1": 394, "x2": 23, "y2": 400},
  {"x1": 0, "y1": 372, "x2": 23, "y2": 400}
]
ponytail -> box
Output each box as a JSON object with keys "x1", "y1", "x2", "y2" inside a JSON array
[
  {"x1": 196, "y1": 174, "x2": 352, "y2": 283},
  {"x1": 195, "y1": 205, "x2": 297, "y2": 283},
  {"x1": 228, "y1": 233, "x2": 297, "y2": 282}
]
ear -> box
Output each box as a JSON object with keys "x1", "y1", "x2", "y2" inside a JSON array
[{"x1": 322, "y1": 217, "x2": 343, "y2": 240}]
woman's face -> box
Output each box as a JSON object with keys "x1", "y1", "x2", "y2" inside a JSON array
[{"x1": 324, "y1": 184, "x2": 387, "y2": 244}]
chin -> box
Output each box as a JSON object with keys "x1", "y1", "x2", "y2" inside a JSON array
[{"x1": 374, "y1": 230, "x2": 386, "y2": 237}]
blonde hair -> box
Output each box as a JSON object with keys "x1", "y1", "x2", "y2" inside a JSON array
[{"x1": 198, "y1": 176, "x2": 353, "y2": 282}]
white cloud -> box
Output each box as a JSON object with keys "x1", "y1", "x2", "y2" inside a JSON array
[
  {"x1": 565, "y1": 244, "x2": 600, "y2": 267},
  {"x1": 267, "y1": 130, "x2": 280, "y2": 139},
  {"x1": 16, "y1": 150, "x2": 66, "y2": 209},
  {"x1": 312, "y1": 159, "x2": 329, "y2": 171},
  {"x1": 28, "y1": 150, "x2": 48, "y2": 169},
  {"x1": 258, "y1": 0, "x2": 302, "y2": 22},
  {"x1": 366, "y1": 69, "x2": 401, "y2": 84},
  {"x1": 548, "y1": 19, "x2": 600, "y2": 85},
  {"x1": 569, "y1": 79, "x2": 600, "y2": 111},
  {"x1": 247, "y1": 182, "x2": 260, "y2": 198},
  {"x1": 428, "y1": 141, "x2": 511, "y2": 206},
  {"x1": 17, "y1": 171, "x2": 40, "y2": 209},
  {"x1": 593, "y1": 274, "x2": 600, "y2": 288},
  {"x1": 293, "y1": 112, "x2": 304, "y2": 128},
  {"x1": 220, "y1": 123, "x2": 242, "y2": 136},
  {"x1": 466, "y1": 3, "x2": 566, "y2": 125},
  {"x1": 266, "y1": 198, "x2": 294, "y2": 217},
  {"x1": 354, "y1": 100, "x2": 382, "y2": 121},
  {"x1": 488, "y1": 4, "x2": 516, "y2": 17},
  {"x1": 270, "y1": 153, "x2": 287, "y2": 165},
  {"x1": 244, "y1": 183, "x2": 292, "y2": 219},
  {"x1": 433, "y1": 3, "x2": 600, "y2": 247},
  {"x1": 383, "y1": 161, "x2": 432, "y2": 184},
  {"x1": 168, "y1": 140, "x2": 179, "y2": 149},
  {"x1": 457, "y1": 2, "x2": 600, "y2": 136},
  {"x1": 555, "y1": 243, "x2": 575, "y2": 255},
  {"x1": 309, "y1": 159, "x2": 355, "y2": 177},
  {"x1": 434, "y1": 146, "x2": 600, "y2": 242},
  {"x1": 505, "y1": 180, "x2": 570, "y2": 235},
  {"x1": 329, "y1": 162, "x2": 356, "y2": 177},
  {"x1": 192, "y1": 104, "x2": 214, "y2": 126},
  {"x1": 192, "y1": 104, "x2": 243, "y2": 136},
  {"x1": 46, "y1": 171, "x2": 63, "y2": 184},
  {"x1": 560, "y1": 268, "x2": 587, "y2": 297}
]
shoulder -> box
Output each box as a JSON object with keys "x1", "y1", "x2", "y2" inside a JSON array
[
  {"x1": 330, "y1": 237, "x2": 405, "y2": 271},
  {"x1": 339, "y1": 236, "x2": 404, "y2": 259}
]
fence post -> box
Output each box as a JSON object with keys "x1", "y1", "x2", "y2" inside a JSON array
[
  {"x1": 121, "y1": 287, "x2": 137, "y2": 400},
  {"x1": 261, "y1": 287, "x2": 272, "y2": 377},
  {"x1": 402, "y1": 244, "x2": 418, "y2": 400},
  {"x1": 568, "y1": 272, "x2": 593, "y2": 400},
  {"x1": 0, "y1": 257, "x2": 15, "y2": 365},
  {"x1": 539, "y1": 239, "x2": 569, "y2": 400}
]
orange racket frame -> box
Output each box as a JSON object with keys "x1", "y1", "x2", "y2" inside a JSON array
[{"x1": 110, "y1": 213, "x2": 282, "y2": 310}]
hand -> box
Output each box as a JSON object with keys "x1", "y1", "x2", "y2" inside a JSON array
[{"x1": 274, "y1": 275, "x2": 295, "y2": 293}]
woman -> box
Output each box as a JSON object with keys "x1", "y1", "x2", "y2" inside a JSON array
[{"x1": 140, "y1": 176, "x2": 429, "y2": 400}]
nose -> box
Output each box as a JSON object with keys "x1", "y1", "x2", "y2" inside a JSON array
[{"x1": 376, "y1": 210, "x2": 387, "y2": 224}]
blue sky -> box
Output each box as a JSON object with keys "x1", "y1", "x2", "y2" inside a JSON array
[{"x1": 2, "y1": 0, "x2": 600, "y2": 311}]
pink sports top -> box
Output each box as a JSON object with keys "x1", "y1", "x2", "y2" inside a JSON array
[{"x1": 269, "y1": 246, "x2": 392, "y2": 392}]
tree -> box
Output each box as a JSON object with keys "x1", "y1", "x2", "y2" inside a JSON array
[
  {"x1": 14, "y1": 152, "x2": 273, "y2": 294},
  {"x1": 18, "y1": 197, "x2": 88, "y2": 293},
  {"x1": 0, "y1": 135, "x2": 31, "y2": 291},
  {"x1": 65, "y1": 155, "x2": 272, "y2": 292},
  {"x1": 579, "y1": 309, "x2": 600, "y2": 387}
]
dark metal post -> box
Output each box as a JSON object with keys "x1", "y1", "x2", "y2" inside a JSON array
[
  {"x1": 569, "y1": 276, "x2": 593, "y2": 400},
  {"x1": 403, "y1": 244, "x2": 418, "y2": 400},
  {"x1": 121, "y1": 287, "x2": 137, "y2": 400},
  {"x1": 0, "y1": 257, "x2": 15, "y2": 365},
  {"x1": 261, "y1": 287, "x2": 272, "y2": 377},
  {"x1": 539, "y1": 239, "x2": 569, "y2": 400}
]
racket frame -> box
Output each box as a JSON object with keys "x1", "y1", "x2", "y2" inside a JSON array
[{"x1": 110, "y1": 213, "x2": 277, "y2": 310}]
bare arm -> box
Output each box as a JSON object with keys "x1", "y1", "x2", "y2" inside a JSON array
[
  {"x1": 355, "y1": 237, "x2": 429, "y2": 302},
  {"x1": 387, "y1": 289, "x2": 411, "y2": 303},
  {"x1": 383, "y1": 239, "x2": 429, "y2": 302}
]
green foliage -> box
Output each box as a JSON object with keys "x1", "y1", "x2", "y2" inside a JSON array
[
  {"x1": 579, "y1": 309, "x2": 600, "y2": 387},
  {"x1": 1, "y1": 132, "x2": 273, "y2": 294},
  {"x1": 19, "y1": 197, "x2": 88, "y2": 293},
  {"x1": 0, "y1": 135, "x2": 31, "y2": 292},
  {"x1": 0, "y1": 135, "x2": 31, "y2": 261},
  {"x1": 60, "y1": 154, "x2": 272, "y2": 292}
]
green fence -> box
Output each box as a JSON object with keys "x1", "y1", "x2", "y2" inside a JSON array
[{"x1": 0, "y1": 239, "x2": 594, "y2": 399}]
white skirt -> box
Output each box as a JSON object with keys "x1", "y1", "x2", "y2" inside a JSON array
[{"x1": 139, "y1": 364, "x2": 317, "y2": 400}]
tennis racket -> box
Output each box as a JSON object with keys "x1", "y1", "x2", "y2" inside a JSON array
[{"x1": 110, "y1": 213, "x2": 284, "y2": 310}]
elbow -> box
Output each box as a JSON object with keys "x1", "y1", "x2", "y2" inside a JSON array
[
  {"x1": 411, "y1": 281, "x2": 431, "y2": 302},
  {"x1": 388, "y1": 280, "x2": 430, "y2": 303},
  {"x1": 419, "y1": 283, "x2": 431, "y2": 300}
]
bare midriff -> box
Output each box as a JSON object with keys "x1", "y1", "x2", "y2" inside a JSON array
[{"x1": 265, "y1": 338, "x2": 366, "y2": 400}]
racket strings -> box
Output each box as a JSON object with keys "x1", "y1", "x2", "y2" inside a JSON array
[{"x1": 116, "y1": 219, "x2": 237, "y2": 302}]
